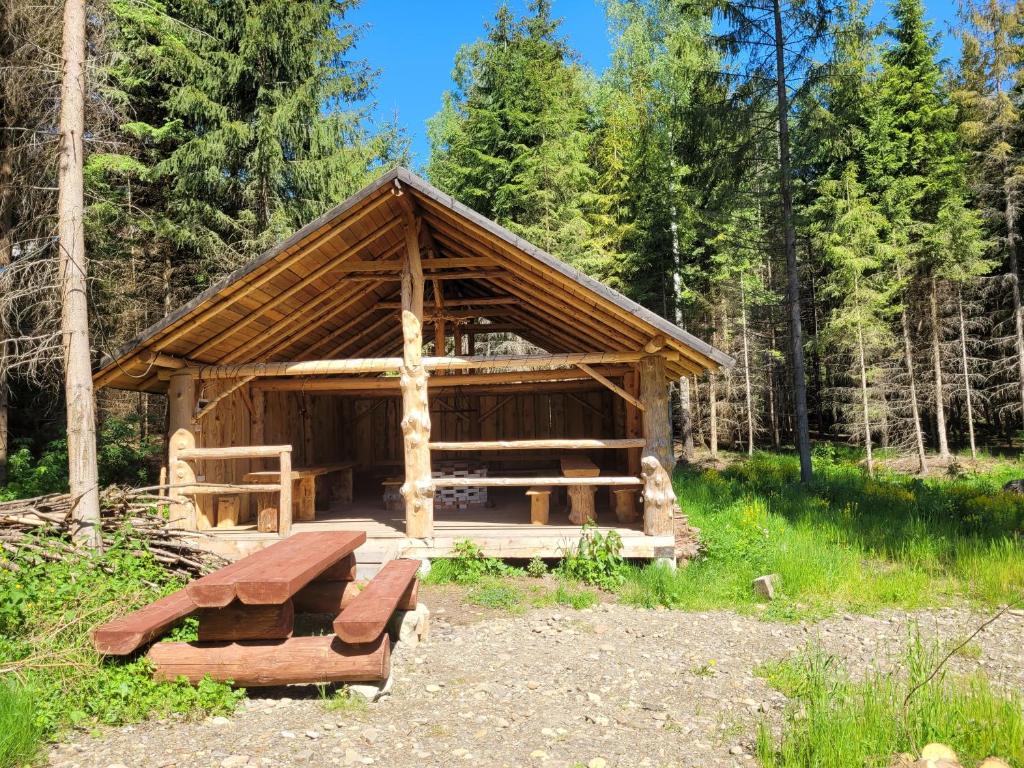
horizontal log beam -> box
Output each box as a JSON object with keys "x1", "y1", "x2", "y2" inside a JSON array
[
  {"x1": 378, "y1": 296, "x2": 516, "y2": 309},
  {"x1": 186, "y1": 353, "x2": 659, "y2": 380},
  {"x1": 176, "y1": 445, "x2": 291, "y2": 460},
  {"x1": 148, "y1": 633, "x2": 390, "y2": 687},
  {"x1": 433, "y1": 476, "x2": 642, "y2": 488},
  {"x1": 429, "y1": 438, "x2": 646, "y2": 451},
  {"x1": 252, "y1": 366, "x2": 629, "y2": 392}
]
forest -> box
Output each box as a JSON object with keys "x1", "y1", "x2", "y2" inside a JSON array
[{"x1": 2, "y1": 0, "x2": 1024, "y2": 493}]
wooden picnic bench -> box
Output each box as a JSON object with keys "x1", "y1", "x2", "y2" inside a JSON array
[
  {"x1": 244, "y1": 460, "x2": 356, "y2": 531},
  {"x1": 90, "y1": 530, "x2": 422, "y2": 688}
]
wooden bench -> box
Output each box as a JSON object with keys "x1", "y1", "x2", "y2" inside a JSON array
[
  {"x1": 91, "y1": 588, "x2": 196, "y2": 655},
  {"x1": 333, "y1": 559, "x2": 420, "y2": 643},
  {"x1": 244, "y1": 461, "x2": 356, "y2": 527},
  {"x1": 186, "y1": 531, "x2": 365, "y2": 607},
  {"x1": 561, "y1": 456, "x2": 601, "y2": 524}
]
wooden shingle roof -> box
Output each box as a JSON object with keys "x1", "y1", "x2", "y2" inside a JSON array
[{"x1": 95, "y1": 167, "x2": 733, "y2": 392}]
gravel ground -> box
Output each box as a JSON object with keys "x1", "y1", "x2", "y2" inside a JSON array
[{"x1": 48, "y1": 588, "x2": 1024, "y2": 768}]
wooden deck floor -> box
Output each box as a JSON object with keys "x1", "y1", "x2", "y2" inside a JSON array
[{"x1": 199, "y1": 488, "x2": 675, "y2": 562}]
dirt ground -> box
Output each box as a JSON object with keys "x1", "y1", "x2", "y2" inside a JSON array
[{"x1": 47, "y1": 585, "x2": 1024, "y2": 768}]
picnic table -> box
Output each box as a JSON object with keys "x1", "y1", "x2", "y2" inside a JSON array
[
  {"x1": 244, "y1": 460, "x2": 356, "y2": 530},
  {"x1": 90, "y1": 531, "x2": 422, "y2": 688}
]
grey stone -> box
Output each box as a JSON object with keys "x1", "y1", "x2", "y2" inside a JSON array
[{"x1": 752, "y1": 574, "x2": 780, "y2": 600}]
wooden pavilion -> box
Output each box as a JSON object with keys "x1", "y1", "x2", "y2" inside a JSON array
[{"x1": 94, "y1": 168, "x2": 732, "y2": 565}]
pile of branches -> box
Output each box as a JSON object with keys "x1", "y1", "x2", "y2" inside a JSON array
[{"x1": 0, "y1": 487, "x2": 228, "y2": 578}]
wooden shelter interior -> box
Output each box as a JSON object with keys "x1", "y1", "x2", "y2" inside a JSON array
[{"x1": 94, "y1": 168, "x2": 731, "y2": 562}]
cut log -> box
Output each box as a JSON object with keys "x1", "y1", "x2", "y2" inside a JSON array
[
  {"x1": 333, "y1": 559, "x2": 420, "y2": 643},
  {"x1": 197, "y1": 600, "x2": 294, "y2": 642},
  {"x1": 92, "y1": 588, "x2": 196, "y2": 655},
  {"x1": 612, "y1": 488, "x2": 640, "y2": 524},
  {"x1": 216, "y1": 495, "x2": 240, "y2": 528},
  {"x1": 186, "y1": 531, "x2": 366, "y2": 607},
  {"x1": 257, "y1": 505, "x2": 278, "y2": 533},
  {"x1": 293, "y1": 580, "x2": 362, "y2": 614},
  {"x1": 148, "y1": 633, "x2": 390, "y2": 687},
  {"x1": 316, "y1": 553, "x2": 357, "y2": 581},
  {"x1": 526, "y1": 487, "x2": 550, "y2": 525},
  {"x1": 567, "y1": 485, "x2": 597, "y2": 525}
]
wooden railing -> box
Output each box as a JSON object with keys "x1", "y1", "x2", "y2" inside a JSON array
[{"x1": 174, "y1": 444, "x2": 293, "y2": 534}]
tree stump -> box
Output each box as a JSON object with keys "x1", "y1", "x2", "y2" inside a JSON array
[
  {"x1": 611, "y1": 488, "x2": 640, "y2": 524},
  {"x1": 567, "y1": 485, "x2": 596, "y2": 525}
]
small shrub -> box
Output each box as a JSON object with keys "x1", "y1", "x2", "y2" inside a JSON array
[
  {"x1": 424, "y1": 540, "x2": 521, "y2": 585},
  {"x1": 557, "y1": 523, "x2": 626, "y2": 590},
  {"x1": 0, "y1": 679, "x2": 42, "y2": 768},
  {"x1": 319, "y1": 686, "x2": 368, "y2": 713},
  {"x1": 526, "y1": 556, "x2": 547, "y2": 578},
  {"x1": 467, "y1": 579, "x2": 524, "y2": 612}
]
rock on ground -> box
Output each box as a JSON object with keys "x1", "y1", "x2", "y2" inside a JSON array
[{"x1": 47, "y1": 597, "x2": 1024, "y2": 768}]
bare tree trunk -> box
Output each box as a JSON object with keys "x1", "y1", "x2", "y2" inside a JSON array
[
  {"x1": 58, "y1": 0, "x2": 101, "y2": 546},
  {"x1": 0, "y1": 124, "x2": 11, "y2": 487},
  {"x1": 740, "y1": 283, "x2": 754, "y2": 455},
  {"x1": 709, "y1": 373, "x2": 719, "y2": 459},
  {"x1": 928, "y1": 276, "x2": 950, "y2": 458},
  {"x1": 856, "y1": 324, "x2": 873, "y2": 476},
  {"x1": 0, "y1": 13, "x2": 12, "y2": 488},
  {"x1": 678, "y1": 376, "x2": 694, "y2": 461},
  {"x1": 956, "y1": 287, "x2": 977, "y2": 460},
  {"x1": 772, "y1": 0, "x2": 812, "y2": 482},
  {"x1": 901, "y1": 307, "x2": 928, "y2": 475},
  {"x1": 1009, "y1": 233, "x2": 1024, "y2": 429}
]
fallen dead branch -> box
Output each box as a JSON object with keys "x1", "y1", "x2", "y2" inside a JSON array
[{"x1": 0, "y1": 487, "x2": 228, "y2": 578}]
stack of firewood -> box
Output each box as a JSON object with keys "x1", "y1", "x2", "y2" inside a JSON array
[{"x1": 0, "y1": 487, "x2": 228, "y2": 578}]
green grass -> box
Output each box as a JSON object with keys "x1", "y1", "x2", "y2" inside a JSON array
[
  {"x1": 0, "y1": 679, "x2": 41, "y2": 768},
  {"x1": 467, "y1": 579, "x2": 526, "y2": 612},
  {"x1": 619, "y1": 450, "x2": 1024, "y2": 618},
  {"x1": 756, "y1": 636, "x2": 1024, "y2": 768},
  {"x1": 0, "y1": 525, "x2": 244, "y2": 766}
]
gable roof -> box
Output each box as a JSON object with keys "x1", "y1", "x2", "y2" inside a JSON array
[{"x1": 95, "y1": 167, "x2": 733, "y2": 392}]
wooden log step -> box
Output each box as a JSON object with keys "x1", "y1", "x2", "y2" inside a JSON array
[
  {"x1": 333, "y1": 559, "x2": 420, "y2": 644},
  {"x1": 197, "y1": 600, "x2": 294, "y2": 642},
  {"x1": 92, "y1": 588, "x2": 196, "y2": 656},
  {"x1": 148, "y1": 633, "x2": 390, "y2": 687},
  {"x1": 186, "y1": 531, "x2": 366, "y2": 608},
  {"x1": 292, "y1": 580, "x2": 362, "y2": 614}
]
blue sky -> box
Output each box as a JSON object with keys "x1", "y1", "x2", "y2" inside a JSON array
[{"x1": 348, "y1": 0, "x2": 961, "y2": 170}]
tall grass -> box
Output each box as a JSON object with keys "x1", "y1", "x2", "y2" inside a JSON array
[
  {"x1": 756, "y1": 636, "x2": 1024, "y2": 768},
  {"x1": 620, "y1": 451, "x2": 1024, "y2": 617},
  {"x1": 0, "y1": 679, "x2": 41, "y2": 768}
]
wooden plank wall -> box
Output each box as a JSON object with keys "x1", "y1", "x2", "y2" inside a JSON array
[{"x1": 188, "y1": 386, "x2": 628, "y2": 519}]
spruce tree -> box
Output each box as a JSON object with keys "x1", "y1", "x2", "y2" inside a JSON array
[{"x1": 427, "y1": 1, "x2": 609, "y2": 273}]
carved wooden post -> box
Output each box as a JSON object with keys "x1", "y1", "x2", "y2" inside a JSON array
[
  {"x1": 399, "y1": 206, "x2": 434, "y2": 538},
  {"x1": 639, "y1": 355, "x2": 675, "y2": 536},
  {"x1": 167, "y1": 372, "x2": 197, "y2": 529}
]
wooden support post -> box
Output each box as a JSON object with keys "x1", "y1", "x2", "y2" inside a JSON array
[
  {"x1": 639, "y1": 355, "x2": 675, "y2": 536},
  {"x1": 278, "y1": 447, "x2": 293, "y2": 536},
  {"x1": 527, "y1": 487, "x2": 551, "y2": 525},
  {"x1": 398, "y1": 203, "x2": 434, "y2": 538},
  {"x1": 639, "y1": 355, "x2": 674, "y2": 472},
  {"x1": 623, "y1": 368, "x2": 642, "y2": 479},
  {"x1": 167, "y1": 373, "x2": 197, "y2": 529}
]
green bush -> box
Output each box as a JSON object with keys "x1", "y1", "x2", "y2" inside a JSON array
[
  {"x1": 557, "y1": 523, "x2": 627, "y2": 590},
  {"x1": 0, "y1": 524, "x2": 243, "y2": 750},
  {"x1": 756, "y1": 635, "x2": 1024, "y2": 768},
  {"x1": 526, "y1": 556, "x2": 547, "y2": 578},
  {"x1": 424, "y1": 540, "x2": 522, "y2": 585},
  {"x1": 0, "y1": 417, "x2": 161, "y2": 502},
  {"x1": 0, "y1": 679, "x2": 41, "y2": 768}
]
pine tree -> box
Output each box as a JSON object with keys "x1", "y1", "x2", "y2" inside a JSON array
[
  {"x1": 427, "y1": 1, "x2": 609, "y2": 273},
  {"x1": 870, "y1": 0, "x2": 967, "y2": 467},
  {"x1": 95, "y1": 0, "x2": 403, "y2": 309},
  {"x1": 812, "y1": 164, "x2": 895, "y2": 474},
  {"x1": 956, "y1": 0, "x2": 1024, "y2": 435}
]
